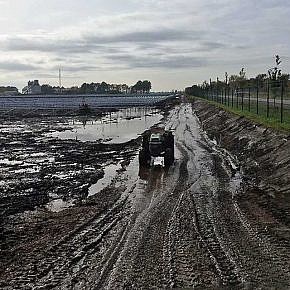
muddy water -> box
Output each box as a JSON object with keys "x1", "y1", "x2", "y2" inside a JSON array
[
  {"x1": 88, "y1": 163, "x2": 121, "y2": 197},
  {"x1": 0, "y1": 107, "x2": 163, "y2": 214},
  {"x1": 48, "y1": 107, "x2": 162, "y2": 143},
  {"x1": 46, "y1": 197, "x2": 75, "y2": 212}
]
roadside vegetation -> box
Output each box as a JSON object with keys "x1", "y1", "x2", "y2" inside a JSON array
[
  {"x1": 186, "y1": 55, "x2": 290, "y2": 132},
  {"x1": 188, "y1": 95, "x2": 290, "y2": 132}
]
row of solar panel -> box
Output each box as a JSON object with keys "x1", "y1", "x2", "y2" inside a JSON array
[{"x1": 0, "y1": 95, "x2": 171, "y2": 109}]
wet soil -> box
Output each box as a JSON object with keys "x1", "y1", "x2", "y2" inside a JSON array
[
  {"x1": 193, "y1": 98, "x2": 290, "y2": 226},
  {"x1": 1, "y1": 102, "x2": 290, "y2": 289}
]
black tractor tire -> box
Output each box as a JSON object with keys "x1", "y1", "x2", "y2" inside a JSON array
[
  {"x1": 142, "y1": 132, "x2": 150, "y2": 151},
  {"x1": 164, "y1": 148, "x2": 174, "y2": 167},
  {"x1": 164, "y1": 133, "x2": 174, "y2": 158},
  {"x1": 169, "y1": 140, "x2": 174, "y2": 159},
  {"x1": 139, "y1": 149, "x2": 150, "y2": 166}
]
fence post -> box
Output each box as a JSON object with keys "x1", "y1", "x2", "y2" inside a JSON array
[
  {"x1": 226, "y1": 87, "x2": 228, "y2": 106},
  {"x1": 209, "y1": 79, "x2": 212, "y2": 101},
  {"x1": 241, "y1": 87, "x2": 244, "y2": 111},
  {"x1": 267, "y1": 79, "x2": 270, "y2": 118},
  {"x1": 225, "y1": 85, "x2": 228, "y2": 106},
  {"x1": 215, "y1": 84, "x2": 217, "y2": 102},
  {"x1": 256, "y1": 80, "x2": 259, "y2": 115},
  {"x1": 248, "y1": 86, "x2": 251, "y2": 112},
  {"x1": 224, "y1": 88, "x2": 226, "y2": 105},
  {"x1": 274, "y1": 80, "x2": 277, "y2": 110},
  {"x1": 236, "y1": 87, "x2": 239, "y2": 108},
  {"x1": 216, "y1": 77, "x2": 218, "y2": 103},
  {"x1": 280, "y1": 80, "x2": 284, "y2": 123},
  {"x1": 225, "y1": 87, "x2": 227, "y2": 105}
]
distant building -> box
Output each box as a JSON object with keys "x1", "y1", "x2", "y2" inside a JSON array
[{"x1": 22, "y1": 80, "x2": 41, "y2": 95}]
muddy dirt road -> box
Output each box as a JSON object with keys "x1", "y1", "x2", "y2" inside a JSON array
[{"x1": 1, "y1": 103, "x2": 290, "y2": 289}]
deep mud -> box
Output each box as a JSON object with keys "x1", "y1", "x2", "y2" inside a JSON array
[
  {"x1": 193, "y1": 98, "x2": 290, "y2": 228},
  {"x1": 1, "y1": 101, "x2": 290, "y2": 289}
]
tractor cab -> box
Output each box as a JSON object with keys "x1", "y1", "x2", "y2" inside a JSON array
[
  {"x1": 139, "y1": 128, "x2": 174, "y2": 167},
  {"x1": 149, "y1": 133, "x2": 164, "y2": 157}
]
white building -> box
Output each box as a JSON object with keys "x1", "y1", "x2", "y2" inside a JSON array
[{"x1": 22, "y1": 80, "x2": 41, "y2": 95}]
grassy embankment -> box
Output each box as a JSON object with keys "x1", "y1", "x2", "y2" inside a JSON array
[{"x1": 189, "y1": 96, "x2": 290, "y2": 132}]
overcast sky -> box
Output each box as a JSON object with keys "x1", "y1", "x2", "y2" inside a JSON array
[{"x1": 0, "y1": 0, "x2": 289, "y2": 91}]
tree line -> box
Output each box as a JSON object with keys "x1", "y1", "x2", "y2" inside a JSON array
[
  {"x1": 0, "y1": 86, "x2": 19, "y2": 94},
  {"x1": 40, "y1": 80, "x2": 152, "y2": 95},
  {"x1": 185, "y1": 55, "x2": 289, "y2": 96}
]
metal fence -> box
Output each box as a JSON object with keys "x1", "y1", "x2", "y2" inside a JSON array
[{"x1": 199, "y1": 80, "x2": 290, "y2": 124}]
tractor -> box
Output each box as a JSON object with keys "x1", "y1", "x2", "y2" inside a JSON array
[{"x1": 139, "y1": 127, "x2": 174, "y2": 167}]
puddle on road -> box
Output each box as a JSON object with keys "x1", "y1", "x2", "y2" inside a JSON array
[
  {"x1": 48, "y1": 107, "x2": 162, "y2": 143},
  {"x1": 0, "y1": 159, "x2": 23, "y2": 165},
  {"x1": 46, "y1": 198, "x2": 75, "y2": 212},
  {"x1": 88, "y1": 163, "x2": 121, "y2": 197},
  {"x1": 230, "y1": 171, "x2": 243, "y2": 198}
]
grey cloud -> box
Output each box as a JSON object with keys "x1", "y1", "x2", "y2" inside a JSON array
[
  {"x1": 253, "y1": 0, "x2": 290, "y2": 8},
  {"x1": 3, "y1": 28, "x2": 204, "y2": 55},
  {"x1": 5, "y1": 37, "x2": 99, "y2": 54},
  {"x1": 108, "y1": 54, "x2": 207, "y2": 69},
  {"x1": 85, "y1": 29, "x2": 202, "y2": 44},
  {"x1": 0, "y1": 59, "x2": 100, "y2": 74},
  {"x1": 201, "y1": 41, "x2": 228, "y2": 50},
  {"x1": 136, "y1": 41, "x2": 229, "y2": 55},
  {"x1": 0, "y1": 61, "x2": 38, "y2": 71},
  {"x1": 3, "y1": 36, "x2": 130, "y2": 56},
  {"x1": 54, "y1": 65, "x2": 101, "y2": 72}
]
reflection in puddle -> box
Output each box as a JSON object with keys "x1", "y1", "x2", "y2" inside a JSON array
[
  {"x1": 88, "y1": 163, "x2": 120, "y2": 197},
  {"x1": 46, "y1": 198, "x2": 75, "y2": 212},
  {"x1": 48, "y1": 107, "x2": 162, "y2": 143},
  {"x1": 0, "y1": 159, "x2": 23, "y2": 165}
]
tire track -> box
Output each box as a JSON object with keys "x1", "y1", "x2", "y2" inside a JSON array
[
  {"x1": 163, "y1": 144, "x2": 191, "y2": 288},
  {"x1": 172, "y1": 104, "x2": 242, "y2": 286},
  {"x1": 9, "y1": 194, "x2": 130, "y2": 289}
]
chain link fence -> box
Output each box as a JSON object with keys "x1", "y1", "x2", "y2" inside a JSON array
[{"x1": 196, "y1": 80, "x2": 290, "y2": 124}]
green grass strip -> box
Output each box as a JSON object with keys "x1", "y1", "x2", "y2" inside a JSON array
[{"x1": 188, "y1": 96, "x2": 290, "y2": 133}]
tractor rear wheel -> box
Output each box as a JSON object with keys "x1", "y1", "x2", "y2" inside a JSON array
[
  {"x1": 164, "y1": 148, "x2": 174, "y2": 167},
  {"x1": 139, "y1": 149, "x2": 150, "y2": 166}
]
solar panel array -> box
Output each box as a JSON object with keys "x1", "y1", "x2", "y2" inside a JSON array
[{"x1": 0, "y1": 94, "x2": 173, "y2": 109}]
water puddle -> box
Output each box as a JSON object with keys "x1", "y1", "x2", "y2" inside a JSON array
[
  {"x1": 230, "y1": 171, "x2": 243, "y2": 198},
  {"x1": 88, "y1": 163, "x2": 121, "y2": 197},
  {"x1": 48, "y1": 107, "x2": 163, "y2": 143},
  {"x1": 0, "y1": 159, "x2": 23, "y2": 165},
  {"x1": 46, "y1": 198, "x2": 75, "y2": 212}
]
